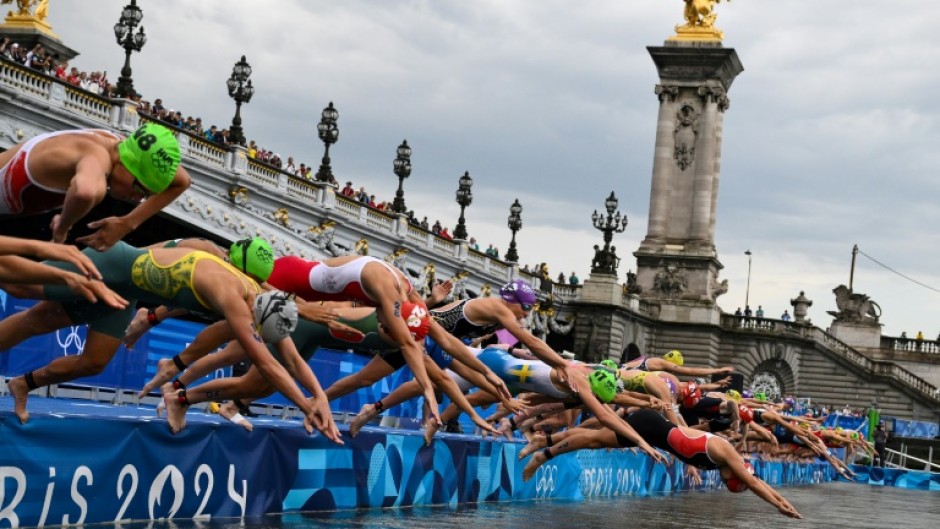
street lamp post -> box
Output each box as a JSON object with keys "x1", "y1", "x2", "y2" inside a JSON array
[
  {"x1": 225, "y1": 55, "x2": 254, "y2": 146},
  {"x1": 315, "y1": 102, "x2": 339, "y2": 182},
  {"x1": 113, "y1": 0, "x2": 146, "y2": 99},
  {"x1": 391, "y1": 140, "x2": 411, "y2": 214},
  {"x1": 745, "y1": 249, "x2": 753, "y2": 310},
  {"x1": 590, "y1": 191, "x2": 628, "y2": 275},
  {"x1": 453, "y1": 171, "x2": 473, "y2": 240},
  {"x1": 504, "y1": 199, "x2": 523, "y2": 262}
]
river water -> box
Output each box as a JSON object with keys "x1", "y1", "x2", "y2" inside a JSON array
[{"x1": 117, "y1": 482, "x2": 937, "y2": 529}]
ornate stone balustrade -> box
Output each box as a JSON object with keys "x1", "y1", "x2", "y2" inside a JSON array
[{"x1": 882, "y1": 336, "x2": 940, "y2": 355}]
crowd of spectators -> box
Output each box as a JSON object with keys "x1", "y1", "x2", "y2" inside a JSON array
[{"x1": 1, "y1": 37, "x2": 115, "y2": 96}]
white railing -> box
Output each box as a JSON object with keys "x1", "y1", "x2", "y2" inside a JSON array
[
  {"x1": 364, "y1": 207, "x2": 395, "y2": 232},
  {"x1": 467, "y1": 251, "x2": 487, "y2": 268},
  {"x1": 334, "y1": 195, "x2": 363, "y2": 219},
  {"x1": 433, "y1": 236, "x2": 458, "y2": 257},
  {"x1": 487, "y1": 259, "x2": 511, "y2": 280},
  {"x1": 0, "y1": 58, "x2": 51, "y2": 99},
  {"x1": 245, "y1": 159, "x2": 280, "y2": 188},
  {"x1": 406, "y1": 225, "x2": 432, "y2": 247},
  {"x1": 285, "y1": 177, "x2": 319, "y2": 203},
  {"x1": 889, "y1": 445, "x2": 940, "y2": 473},
  {"x1": 62, "y1": 86, "x2": 112, "y2": 124},
  {"x1": 185, "y1": 135, "x2": 228, "y2": 167}
]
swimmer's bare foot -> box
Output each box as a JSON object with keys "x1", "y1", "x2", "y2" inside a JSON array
[
  {"x1": 522, "y1": 448, "x2": 549, "y2": 481},
  {"x1": 139, "y1": 357, "x2": 179, "y2": 398},
  {"x1": 155, "y1": 399, "x2": 166, "y2": 417},
  {"x1": 518, "y1": 434, "x2": 547, "y2": 460},
  {"x1": 163, "y1": 390, "x2": 187, "y2": 434},
  {"x1": 123, "y1": 308, "x2": 150, "y2": 351},
  {"x1": 8, "y1": 376, "x2": 31, "y2": 424},
  {"x1": 424, "y1": 419, "x2": 441, "y2": 446},
  {"x1": 349, "y1": 403, "x2": 378, "y2": 438},
  {"x1": 218, "y1": 401, "x2": 253, "y2": 432}
]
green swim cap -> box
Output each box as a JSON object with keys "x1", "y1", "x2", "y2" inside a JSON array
[
  {"x1": 230, "y1": 237, "x2": 275, "y2": 282},
  {"x1": 600, "y1": 359, "x2": 618, "y2": 372},
  {"x1": 588, "y1": 368, "x2": 617, "y2": 403},
  {"x1": 755, "y1": 391, "x2": 767, "y2": 402},
  {"x1": 117, "y1": 123, "x2": 180, "y2": 194}
]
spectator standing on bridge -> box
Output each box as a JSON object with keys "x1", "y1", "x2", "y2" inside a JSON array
[
  {"x1": 0, "y1": 122, "x2": 189, "y2": 250},
  {"x1": 755, "y1": 305, "x2": 764, "y2": 318},
  {"x1": 781, "y1": 310, "x2": 791, "y2": 321},
  {"x1": 743, "y1": 305, "x2": 753, "y2": 318},
  {"x1": 873, "y1": 422, "x2": 888, "y2": 467},
  {"x1": 916, "y1": 331, "x2": 924, "y2": 351},
  {"x1": 734, "y1": 307, "x2": 743, "y2": 316},
  {"x1": 569, "y1": 271, "x2": 579, "y2": 285}
]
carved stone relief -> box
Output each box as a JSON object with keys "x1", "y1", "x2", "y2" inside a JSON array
[{"x1": 674, "y1": 102, "x2": 698, "y2": 170}]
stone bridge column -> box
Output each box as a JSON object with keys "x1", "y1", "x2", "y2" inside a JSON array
[{"x1": 633, "y1": 42, "x2": 743, "y2": 324}]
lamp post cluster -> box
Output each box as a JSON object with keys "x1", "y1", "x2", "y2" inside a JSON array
[
  {"x1": 590, "y1": 191, "x2": 628, "y2": 275},
  {"x1": 504, "y1": 199, "x2": 523, "y2": 262},
  {"x1": 453, "y1": 171, "x2": 473, "y2": 241},
  {"x1": 113, "y1": 0, "x2": 146, "y2": 99},
  {"x1": 225, "y1": 55, "x2": 254, "y2": 146},
  {"x1": 315, "y1": 102, "x2": 339, "y2": 182},
  {"x1": 391, "y1": 140, "x2": 412, "y2": 214}
]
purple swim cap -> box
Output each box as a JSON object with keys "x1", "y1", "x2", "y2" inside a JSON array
[
  {"x1": 499, "y1": 279, "x2": 537, "y2": 307},
  {"x1": 742, "y1": 390, "x2": 754, "y2": 399}
]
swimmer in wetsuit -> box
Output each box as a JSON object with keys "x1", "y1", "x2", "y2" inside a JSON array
[
  {"x1": 154, "y1": 304, "x2": 500, "y2": 437},
  {"x1": 520, "y1": 408, "x2": 803, "y2": 519},
  {"x1": 338, "y1": 279, "x2": 571, "y2": 431},
  {"x1": 0, "y1": 241, "x2": 341, "y2": 441},
  {"x1": 0, "y1": 123, "x2": 188, "y2": 249}
]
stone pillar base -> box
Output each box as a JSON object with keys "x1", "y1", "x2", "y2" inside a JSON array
[
  {"x1": 829, "y1": 321, "x2": 882, "y2": 350},
  {"x1": 648, "y1": 299, "x2": 720, "y2": 325},
  {"x1": 581, "y1": 273, "x2": 624, "y2": 306}
]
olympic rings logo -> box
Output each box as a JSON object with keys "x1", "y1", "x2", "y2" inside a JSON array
[
  {"x1": 534, "y1": 465, "x2": 557, "y2": 497},
  {"x1": 56, "y1": 326, "x2": 85, "y2": 355}
]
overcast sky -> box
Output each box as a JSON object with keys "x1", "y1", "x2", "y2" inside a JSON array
[{"x1": 42, "y1": 1, "x2": 940, "y2": 337}]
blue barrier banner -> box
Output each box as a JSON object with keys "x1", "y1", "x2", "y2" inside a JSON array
[
  {"x1": 892, "y1": 418, "x2": 939, "y2": 439},
  {"x1": 0, "y1": 414, "x2": 299, "y2": 528},
  {"x1": 850, "y1": 465, "x2": 940, "y2": 490},
  {"x1": 1, "y1": 399, "x2": 838, "y2": 528}
]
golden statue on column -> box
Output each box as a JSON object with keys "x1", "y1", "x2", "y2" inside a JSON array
[
  {"x1": 1, "y1": 0, "x2": 55, "y2": 36},
  {"x1": 669, "y1": 0, "x2": 729, "y2": 42}
]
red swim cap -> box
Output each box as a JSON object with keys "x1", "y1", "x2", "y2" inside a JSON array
[
  {"x1": 725, "y1": 461, "x2": 754, "y2": 493},
  {"x1": 680, "y1": 381, "x2": 702, "y2": 408},
  {"x1": 738, "y1": 404, "x2": 755, "y2": 424},
  {"x1": 400, "y1": 302, "x2": 431, "y2": 340}
]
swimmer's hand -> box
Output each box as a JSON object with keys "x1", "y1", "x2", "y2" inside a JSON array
[
  {"x1": 65, "y1": 273, "x2": 128, "y2": 309},
  {"x1": 77, "y1": 216, "x2": 133, "y2": 251},
  {"x1": 555, "y1": 364, "x2": 578, "y2": 393},
  {"x1": 27, "y1": 239, "x2": 103, "y2": 279},
  {"x1": 304, "y1": 397, "x2": 344, "y2": 445},
  {"x1": 296, "y1": 299, "x2": 365, "y2": 340},
  {"x1": 641, "y1": 443, "x2": 668, "y2": 465}
]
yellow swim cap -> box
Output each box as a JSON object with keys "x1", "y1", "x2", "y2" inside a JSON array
[{"x1": 663, "y1": 349, "x2": 684, "y2": 366}]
